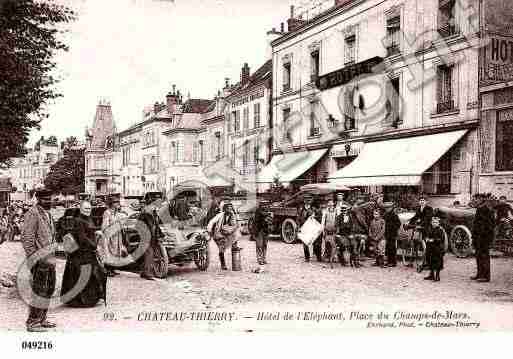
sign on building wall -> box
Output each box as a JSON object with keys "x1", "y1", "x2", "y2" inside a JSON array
[{"x1": 484, "y1": 35, "x2": 513, "y2": 83}]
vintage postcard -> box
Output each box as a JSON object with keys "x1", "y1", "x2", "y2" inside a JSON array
[{"x1": 1, "y1": 0, "x2": 513, "y2": 353}]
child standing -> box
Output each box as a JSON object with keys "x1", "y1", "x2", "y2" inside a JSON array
[
  {"x1": 369, "y1": 209, "x2": 386, "y2": 268},
  {"x1": 424, "y1": 216, "x2": 445, "y2": 281}
]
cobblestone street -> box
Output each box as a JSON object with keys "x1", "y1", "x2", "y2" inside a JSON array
[{"x1": 2, "y1": 236, "x2": 513, "y2": 332}]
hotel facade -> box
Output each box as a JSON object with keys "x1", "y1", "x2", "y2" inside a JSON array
[{"x1": 263, "y1": 0, "x2": 513, "y2": 207}]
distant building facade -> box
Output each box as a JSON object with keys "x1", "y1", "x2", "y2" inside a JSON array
[{"x1": 10, "y1": 136, "x2": 60, "y2": 200}]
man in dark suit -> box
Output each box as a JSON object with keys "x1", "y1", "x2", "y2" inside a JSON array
[
  {"x1": 21, "y1": 188, "x2": 57, "y2": 332},
  {"x1": 471, "y1": 194, "x2": 495, "y2": 282},
  {"x1": 408, "y1": 196, "x2": 434, "y2": 236},
  {"x1": 297, "y1": 194, "x2": 322, "y2": 262}
]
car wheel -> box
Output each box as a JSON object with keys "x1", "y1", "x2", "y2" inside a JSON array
[
  {"x1": 194, "y1": 243, "x2": 209, "y2": 271},
  {"x1": 281, "y1": 218, "x2": 297, "y2": 244},
  {"x1": 153, "y1": 243, "x2": 169, "y2": 278},
  {"x1": 450, "y1": 225, "x2": 473, "y2": 258}
]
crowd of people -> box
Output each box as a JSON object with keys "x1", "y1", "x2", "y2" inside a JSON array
[{"x1": 13, "y1": 185, "x2": 513, "y2": 332}]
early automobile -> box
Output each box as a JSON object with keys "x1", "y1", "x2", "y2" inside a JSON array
[
  {"x1": 122, "y1": 190, "x2": 210, "y2": 278},
  {"x1": 260, "y1": 182, "x2": 351, "y2": 244}
]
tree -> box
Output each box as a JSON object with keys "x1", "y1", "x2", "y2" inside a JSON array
[
  {"x1": 44, "y1": 148, "x2": 84, "y2": 194},
  {"x1": 63, "y1": 136, "x2": 78, "y2": 150},
  {"x1": 0, "y1": 0, "x2": 75, "y2": 165}
]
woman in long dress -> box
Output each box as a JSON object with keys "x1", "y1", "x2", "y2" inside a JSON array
[
  {"x1": 60, "y1": 201, "x2": 107, "y2": 307},
  {"x1": 207, "y1": 202, "x2": 238, "y2": 270}
]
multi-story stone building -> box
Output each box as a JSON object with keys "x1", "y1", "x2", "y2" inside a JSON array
[
  {"x1": 225, "y1": 61, "x2": 273, "y2": 192},
  {"x1": 117, "y1": 87, "x2": 214, "y2": 197},
  {"x1": 10, "y1": 136, "x2": 60, "y2": 201},
  {"x1": 84, "y1": 100, "x2": 121, "y2": 195},
  {"x1": 263, "y1": 0, "x2": 505, "y2": 207}
]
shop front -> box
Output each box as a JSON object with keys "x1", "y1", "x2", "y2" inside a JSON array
[
  {"x1": 328, "y1": 129, "x2": 475, "y2": 209},
  {"x1": 257, "y1": 148, "x2": 329, "y2": 193}
]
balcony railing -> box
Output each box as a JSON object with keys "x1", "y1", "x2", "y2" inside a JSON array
[
  {"x1": 309, "y1": 127, "x2": 321, "y2": 137},
  {"x1": 436, "y1": 99, "x2": 455, "y2": 114},
  {"x1": 437, "y1": 23, "x2": 457, "y2": 38},
  {"x1": 89, "y1": 169, "x2": 109, "y2": 177}
]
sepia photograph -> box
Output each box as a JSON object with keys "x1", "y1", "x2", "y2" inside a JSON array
[{"x1": 1, "y1": 0, "x2": 513, "y2": 353}]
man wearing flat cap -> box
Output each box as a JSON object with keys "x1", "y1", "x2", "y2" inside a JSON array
[{"x1": 21, "y1": 187, "x2": 57, "y2": 332}]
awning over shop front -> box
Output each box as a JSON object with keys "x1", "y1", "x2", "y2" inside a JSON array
[
  {"x1": 257, "y1": 148, "x2": 328, "y2": 184},
  {"x1": 328, "y1": 130, "x2": 468, "y2": 186}
]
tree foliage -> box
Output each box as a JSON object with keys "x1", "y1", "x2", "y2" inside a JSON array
[
  {"x1": 44, "y1": 147, "x2": 84, "y2": 194},
  {"x1": 0, "y1": 0, "x2": 75, "y2": 165}
]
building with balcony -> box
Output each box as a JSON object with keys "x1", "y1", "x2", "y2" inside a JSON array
[
  {"x1": 263, "y1": 0, "x2": 489, "y2": 207},
  {"x1": 84, "y1": 100, "x2": 121, "y2": 196}
]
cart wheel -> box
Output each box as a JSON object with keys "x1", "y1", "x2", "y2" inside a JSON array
[
  {"x1": 450, "y1": 225, "x2": 472, "y2": 258},
  {"x1": 194, "y1": 243, "x2": 210, "y2": 271},
  {"x1": 153, "y1": 243, "x2": 169, "y2": 278},
  {"x1": 281, "y1": 218, "x2": 297, "y2": 244}
]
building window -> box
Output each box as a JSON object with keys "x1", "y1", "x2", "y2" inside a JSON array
[
  {"x1": 282, "y1": 108, "x2": 291, "y2": 140},
  {"x1": 309, "y1": 103, "x2": 320, "y2": 136},
  {"x1": 193, "y1": 142, "x2": 199, "y2": 163},
  {"x1": 171, "y1": 142, "x2": 177, "y2": 163},
  {"x1": 424, "y1": 151, "x2": 452, "y2": 195},
  {"x1": 199, "y1": 140, "x2": 204, "y2": 164},
  {"x1": 243, "y1": 107, "x2": 249, "y2": 130},
  {"x1": 386, "y1": 77, "x2": 401, "y2": 126},
  {"x1": 386, "y1": 16, "x2": 401, "y2": 56},
  {"x1": 343, "y1": 88, "x2": 356, "y2": 130},
  {"x1": 496, "y1": 109, "x2": 513, "y2": 171},
  {"x1": 243, "y1": 140, "x2": 250, "y2": 168},
  {"x1": 234, "y1": 110, "x2": 241, "y2": 132},
  {"x1": 228, "y1": 112, "x2": 234, "y2": 133},
  {"x1": 344, "y1": 35, "x2": 356, "y2": 65},
  {"x1": 283, "y1": 61, "x2": 291, "y2": 92},
  {"x1": 254, "y1": 103, "x2": 261, "y2": 128},
  {"x1": 310, "y1": 50, "x2": 320, "y2": 83},
  {"x1": 231, "y1": 143, "x2": 236, "y2": 167},
  {"x1": 438, "y1": 0, "x2": 457, "y2": 37},
  {"x1": 215, "y1": 132, "x2": 222, "y2": 160},
  {"x1": 177, "y1": 141, "x2": 183, "y2": 163},
  {"x1": 254, "y1": 138, "x2": 260, "y2": 163},
  {"x1": 436, "y1": 65, "x2": 455, "y2": 113}
]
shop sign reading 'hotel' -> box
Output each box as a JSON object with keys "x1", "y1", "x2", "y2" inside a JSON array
[{"x1": 315, "y1": 56, "x2": 383, "y2": 91}]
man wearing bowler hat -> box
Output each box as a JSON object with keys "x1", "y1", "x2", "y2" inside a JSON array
[{"x1": 21, "y1": 187, "x2": 57, "y2": 332}]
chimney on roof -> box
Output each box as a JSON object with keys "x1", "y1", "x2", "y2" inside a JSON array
[
  {"x1": 241, "y1": 63, "x2": 250, "y2": 85},
  {"x1": 280, "y1": 22, "x2": 284, "y2": 33},
  {"x1": 287, "y1": 10, "x2": 307, "y2": 33},
  {"x1": 166, "y1": 86, "x2": 179, "y2": 114}
]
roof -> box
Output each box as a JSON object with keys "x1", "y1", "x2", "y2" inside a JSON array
[
  {"x1": 272, "y1": 0, "x2": 360, "y2": 47},
  {"x1": 227, "y1": 60, "x2": 272, "y2": 98},
  {"x1": 182, "y1": 99, "x2": 214, "y2": 114},
  {"x1": 88, "y1": 103, "x2": 116, "y2": 150}
]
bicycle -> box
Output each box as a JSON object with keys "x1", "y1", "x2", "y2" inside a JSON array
[{"x1": 400, "y1": 224, "x2": 426, "y2": 273}]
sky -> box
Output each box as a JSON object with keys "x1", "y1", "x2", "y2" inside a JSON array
[{"x1": 31, "y1": 0, "x2": 293, "y2": 145}]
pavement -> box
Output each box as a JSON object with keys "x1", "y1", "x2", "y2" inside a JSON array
[{"x1": 1, "y1": 236, "x2": 513, "y2": 332}]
